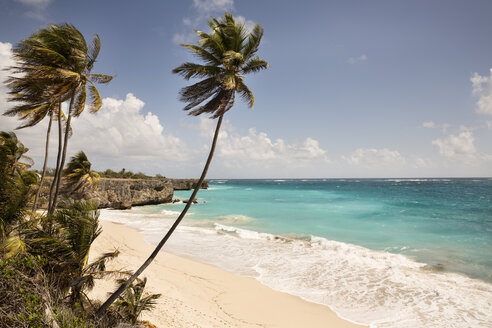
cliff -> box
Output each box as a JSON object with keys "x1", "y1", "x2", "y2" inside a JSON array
[
  {"x1": 40, "y1": 177, "x2": 207, "y2": 209},
  {"x1": 90, "y1": 178, "x2": 208, "y2": 209}
]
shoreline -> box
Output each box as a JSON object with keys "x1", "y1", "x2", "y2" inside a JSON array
[{"x1": 89, "y1": 220, "x2": 366, "y2": 327}]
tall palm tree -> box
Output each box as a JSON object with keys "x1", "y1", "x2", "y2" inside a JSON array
[
  {"x1": 6, "y1": 25, "x2": 75, "y2": 212},
  {"x1": 96, "y1": 13, "x2": 268, "y2": 316},
  {"x1": 62, "y1": 151, "x2": 100, "y2": 196},
  {"x1": 5, "y1": 24, "x2": 113, "y2": 214},
  {"x1": 28, "y1": 24, "x2": 112, "y2": 214}
]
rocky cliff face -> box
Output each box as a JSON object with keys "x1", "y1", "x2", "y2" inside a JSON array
[
  {"x1": 171, "y1": 179, "x2": 209, "y2": 190},
  {"x1": 87, "y1": 178, "x2": 207, "y2": 209}
]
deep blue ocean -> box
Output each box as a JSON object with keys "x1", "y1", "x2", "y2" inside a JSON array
[{"x1": 101, "y1": 178, "x2": 492, "y2": 327}]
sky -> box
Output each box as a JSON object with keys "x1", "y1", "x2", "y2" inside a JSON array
[{"x1": 0, "y1": 0, "x2": 491, "y2": 178}]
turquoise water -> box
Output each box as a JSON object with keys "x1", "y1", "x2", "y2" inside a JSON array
[
  {"x1": 170, "y1": 178, "x2": 492, "y2": 282},
  {"x1": 101, "y1": 178, "x2": 492, "y2": 327}
]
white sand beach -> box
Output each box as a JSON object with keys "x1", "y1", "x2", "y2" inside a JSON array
[{"x1": 89, "y1": 220, "x2": 365, "y2": 328}]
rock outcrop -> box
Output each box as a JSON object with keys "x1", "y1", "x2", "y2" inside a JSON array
[
  {"x1": 171, "y1": 179, "x2": 209, "y2": 190},
  {"x1": 87, "y1": 178, "x2": 207, "y2": 209}
]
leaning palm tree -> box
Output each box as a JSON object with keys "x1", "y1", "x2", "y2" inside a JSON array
[
  {"x1": 5, "y1": 24, "x2": 112, "y2": 213},
  {"x1": 6, "y1": 25, "x2": 77, "y2": 212},
  {"x1": 33, "y1": 24, "x2": 113, "y2": 214},
  {"x1": 96, "y1": 13, "x2": 268, "y2": 316},
  {"x1": 62, "y1": 151, "x2": 100, "y2": 196}
]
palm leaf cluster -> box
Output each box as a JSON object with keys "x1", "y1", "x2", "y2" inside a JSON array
[
  {"x1": 14, "y1": 199, "x2": 120, "y2": 304},
  {"x1": 115, "y1": 277, "x2": 161, "y2": 325},
  {"x1": 0, "y1": 132, "x2": 37, "y2": 239},
  {"x1": 173, "y1": 13, "x2": 268, "y2": 118},
  {"x1": 5, "y1": 24, "x2": 112, "y2": 126},
  {"x1": 62, "y1": 151, "x2": 100, "y2": 195}
]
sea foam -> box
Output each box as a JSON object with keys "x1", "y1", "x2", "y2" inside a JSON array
[{"x1": 100, "y1": 209, "x2": 492, "y2": 328}]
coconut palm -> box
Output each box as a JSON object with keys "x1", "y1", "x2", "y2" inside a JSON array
[
  {"x1": 34, "y1": 24, "x2": 112, "y2": 214},
  {"x1": 6, "y1": 25, "x2": 79, "y2": 212},
  {"x1": 96, "y1": 13, "x2": 268, "y2": 316},
  {"x1": 62, "y1": 151, "x2": 100, "y2": 196},
  {"x1": 5, "y1": 23, "x2": 113, "y2": 214}
]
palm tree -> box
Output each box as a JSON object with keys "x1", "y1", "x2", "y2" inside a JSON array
[
  {"x1": 18, "y1": 199, "x2": 120, "y2": 306},
  {"x1": 6, "y1": 25, "x2": 76, "y2": 212},
  {"x1": 114, "y1": 277, "x2": 161, "y2": 325},
  {"x1": 0, "y1": 131, "x2": 34, "y2": 174},
  {"x1": 34, "y1": 24, "x2": 112, "y2": 214},
  {"x1": 62, "y1": 151, "x2": 100, "y2": 196},
  {"x1": 96, "y1": 13, "x2": 268, "y2": 316},
  {"x1": 5, "y1": 24, "x2": 113, "y2": 214},
  {"x1": 0, "y1": 131, "x2": 37, "y2": 239}
]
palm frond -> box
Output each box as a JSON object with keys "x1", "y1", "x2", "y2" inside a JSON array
[
  {"x1": 241, "y1": 57, "x2": 269, "y2": 74},
  {"x1": 87, "y1": 73, "x2": 113, "y2": 84},
  {"x1": 87, "y1": 34, "x2": 101, "y2": 73},
  {"x1": 242, "y1": 23, "x2": 264, "y2": 60},
  {"x1": 72, "y1": 83, "x2": 86, "y2": 117},
  {"x1": 236, "y1": 79, "x2": 254, "y2": 108},
  {"x1": 172, "y1": 62, "x2": 221, "y2": 80},
  {"x1": 87, "y1": 82, "x2": 102, "y2": 113},
  {"x1": 181, "y1": 44, "x2": 220, "y2": 65}
]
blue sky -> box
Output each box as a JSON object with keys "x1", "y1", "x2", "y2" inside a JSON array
[{"x1": 0, "y1": 0, "x2": 491, "y2": 178}]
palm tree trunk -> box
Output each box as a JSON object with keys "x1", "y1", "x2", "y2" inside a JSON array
[
  {"x1": 32, "y1": 110, "x2": 53, "y2": 212},
  {"x1": 48, "y1": 103, "x2": 63, "y2": 213},
  {"x1": 51, "y1": 96, "x2": 74, "y2": 213},
  {"x1": 95, "y1": 114, "x2": 224, "y2": 317}
]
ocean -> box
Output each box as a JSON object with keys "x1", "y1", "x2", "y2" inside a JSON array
[{"x1": 100, "y1": 178, "x2": 492, "y2": 327}]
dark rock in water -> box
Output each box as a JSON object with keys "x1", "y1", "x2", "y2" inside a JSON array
[
  {"x1": 172, "y1": 198, "x2": 181, "y2": 203},
  {"x1": 183, "y1": 198, "x2": 198, "y2": 204}
]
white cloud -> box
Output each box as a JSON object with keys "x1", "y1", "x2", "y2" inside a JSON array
[
  {"x1": 172, "y1": 32, "x2": 196, "y2": 45},
  {"x1": 198, "y1": 117, "x2": 329, "y2": 169},
  {"x1": 421, "y1": 121, "x2": 450, "y2": 133},
  {"x1": 15, "y1": 0, "x2": 52, "y2": 20},
  {"x1": 347, "y1": 55, "x2": 367, "y2": 65},
  {"x1": 193, "y1": 0, "x2": 234, "y2": 12},
  {"x1": 15, "y1": 0, "x2": 51, "y2": 7},
  {"x1": 422, "y1": 121, "x2": 435, "y2": 128},
  {"x1": 342, "y1": 148, "x2": 405, "y2": 166},
  {"x1": 67, "y1": 94, "x2": 189, "y2": 163},
  {"x1": 471, "y1": 69, "x2": 492, "y2": 116},
  {"x1": 432, "y1": 131, "x2": 477, "y2": 158},
  {"x1": 0, "y1": 42, "x2": 13, "y2": 109}
]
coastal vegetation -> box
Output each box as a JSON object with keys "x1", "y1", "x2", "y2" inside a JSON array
[
  {"x1": 96, "y1": 12, "x2": 269, "y2": 315},
  {"x1": 0, "y1": 22, "x2": 159, "y2": 327}
]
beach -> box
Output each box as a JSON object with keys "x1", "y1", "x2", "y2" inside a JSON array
[{"x1": 89, "y1": 220, "x2": 364, "y2": 328}]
